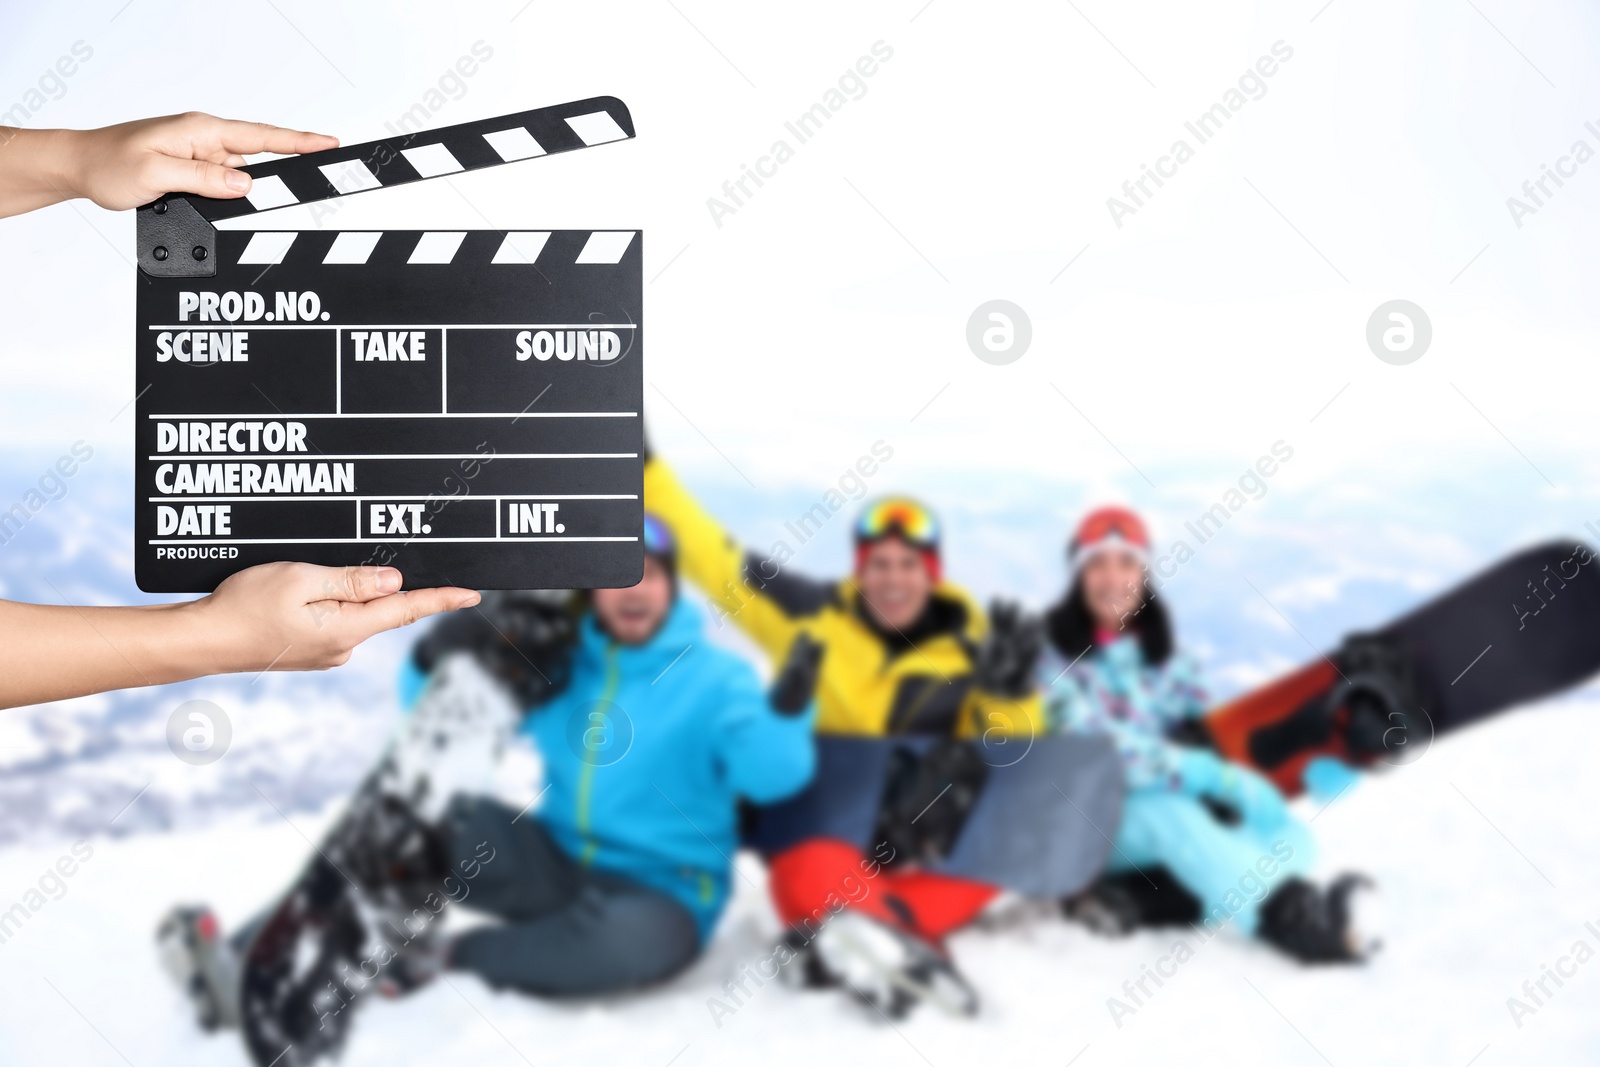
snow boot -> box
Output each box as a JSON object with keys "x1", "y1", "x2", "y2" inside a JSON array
[
  {"x1": 1258, "y1": 874, "x2": 1377, "y2": 963},
  {"x1": 808, "y1": 910, "x2": 979, "y2": 1020},
  {"x1": 1062, "y1": 879, "x2": 1142, "y2": 936},
  {"x1": 157, "y1": 905, "x2": 242, "y2": 1032},
  {"x1": 1064, "y1": 868, "x2": 1202, "y2": 936}
]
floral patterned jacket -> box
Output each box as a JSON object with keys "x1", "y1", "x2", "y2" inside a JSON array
[{"x1": 1038, "y1": 634, "x2": 1209, "y2": 791}]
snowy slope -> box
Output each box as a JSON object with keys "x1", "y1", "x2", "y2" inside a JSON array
[
  {"x1": 1, "y1": 694, "x2": 1598, "y2": 1066},
  {"x1": 3, "y1": 459, "x2": 1599, "y2": 1064}
]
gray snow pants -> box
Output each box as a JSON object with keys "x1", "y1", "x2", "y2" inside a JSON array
[{"x1": 441, "y1": 796, "x2": 701, "y2": 997}]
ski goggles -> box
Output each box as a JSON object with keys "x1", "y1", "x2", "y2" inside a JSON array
[
  {"x1": 1071, "y1": 507, "x2": 1149, "y2": 554},
  {"x1": 642, "y1": 513, "x2": 675, "y2": 558},
  {"x1": 854, "y1": 497, "x2": 941, "y2": 550}
]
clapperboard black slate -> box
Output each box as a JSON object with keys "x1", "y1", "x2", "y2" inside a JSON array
[{"x1": 133, "y1": 97, "x2": 642, "y2": 593}]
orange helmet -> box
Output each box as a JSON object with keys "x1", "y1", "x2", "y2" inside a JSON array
[{"x1": 1069, "y1": 506, "x2": 1150, "y2": 570}]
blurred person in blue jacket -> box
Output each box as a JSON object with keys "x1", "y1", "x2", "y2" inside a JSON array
[
  {"x1": 162, "y1": 514, "x2": 821, "y2": 1027},
  {"x1": 1037, "y1": 506, "x2": 1372, "y2": 964},
  {"x1": 404, "y1": 515, "x2": 821, "y2": 994}
]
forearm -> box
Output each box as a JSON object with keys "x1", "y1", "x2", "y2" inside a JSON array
[
  {"x1": 643, "y1": 457, "x2": 795, "y2": 652},
  {"x1": 0, "y1": 563, "x2": 474, "y2": 710},
  {"x1": 0, "y1": 598, "x2": 243, "y2": 709},
  {"x1": 643, "y1": 457, "x2": 745, "y2": 602},
  {"x1": 0, "y1": 128, "x2": 81, "y2": 218}
]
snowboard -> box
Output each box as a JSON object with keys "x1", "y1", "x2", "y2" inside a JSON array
[
  {"x1": 1204, "y1": 540, "x2": 1600, "y2": 796},
  {"x1": 743, "y1": 732, "x2": 1125, "y2": 899},
  {"x1": 237, "y1": 654, "x2": 523, "y2": 1067}
]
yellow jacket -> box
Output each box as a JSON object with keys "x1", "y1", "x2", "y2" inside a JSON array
[{"x1": 644, "y1": 459, "x2": 1045, "y2": 741}]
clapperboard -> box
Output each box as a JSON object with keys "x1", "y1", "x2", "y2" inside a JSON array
[{"x1": 133, "y1": 97, "x2": 642, "y2": 593}]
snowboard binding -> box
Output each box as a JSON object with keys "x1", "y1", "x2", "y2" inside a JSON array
[
  {"x1": 411, "y1": 589, "x2": 579, "y2": 709},
  {"x1": 236, "y1": 833, "x2": 382, "y2": 1067},
  {"x1": 807, "y1": 910, "x2": 980, "y2": 1020},
  {"x1": 338, "y1": 790, "x2": 451, "y2": 904},
  {"x1": 1334, "y1": 635, "x2": 1430, "y2": 764},
  {"x1": 1248, "y1": 633, "x2": 1428, "y2": 771}
]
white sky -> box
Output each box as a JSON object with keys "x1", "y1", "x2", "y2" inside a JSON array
[{"x1": 2, "y1": 0, "x2": 1598, "y2": 521}]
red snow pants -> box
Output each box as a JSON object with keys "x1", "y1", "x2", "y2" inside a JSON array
[{"x1": 769, "y1": 837, "x2": 997, "y2": 942}]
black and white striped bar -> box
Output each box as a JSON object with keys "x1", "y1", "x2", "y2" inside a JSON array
[
  {"x1": 202, "y1": 96, "x2": 632, "y2": 222},
  {"x1": 232, "y1": 229, "x2": 636, "y2": 267},
  {"x1": 135, "y1": 96, "x2": 635, "y2": 279}
]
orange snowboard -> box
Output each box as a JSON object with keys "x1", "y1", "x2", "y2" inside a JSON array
[{"x1": 1204, "y1": 660, "x2": 1341, "y2": 797}]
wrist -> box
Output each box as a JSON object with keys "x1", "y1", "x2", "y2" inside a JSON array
[
  {"x1": 34, "y1": 129, "x2": 83, "y2": 201},
  {"x1": 167, "y1": 595, "x2": 255, "y2": 677}
]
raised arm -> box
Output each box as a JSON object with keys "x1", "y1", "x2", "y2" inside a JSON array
[{"x1": 644, "y1": 455, "x2": 832, "y2": 660}]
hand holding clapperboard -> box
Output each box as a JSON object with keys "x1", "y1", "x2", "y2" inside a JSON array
[{"x1": 0, "y1": 101, "x2": 638, "y2": 708}]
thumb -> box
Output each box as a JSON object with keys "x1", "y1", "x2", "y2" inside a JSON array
[
  {"x1": 322, "y1": 565, "x2": 405, "y2": 605},
  {"x1": 346, "y1": 587, "x2": 482, "y2": 639},
  {"x1": 146, "y1": 153, "x2": 253, "y2": 199}
]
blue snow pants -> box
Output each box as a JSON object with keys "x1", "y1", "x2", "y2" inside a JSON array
[{"x1": 1105, "y1": 790, "x2": 1316, "y2": 935}]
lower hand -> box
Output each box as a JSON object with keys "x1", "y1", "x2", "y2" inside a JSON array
[{"x1": 192, "y1": 563, "x2": 479, "y2": 673}]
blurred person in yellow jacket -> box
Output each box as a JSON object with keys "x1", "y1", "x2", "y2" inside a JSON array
[{"x1": 645, "y1": 451, "x2": 1046, "y2": 1016}]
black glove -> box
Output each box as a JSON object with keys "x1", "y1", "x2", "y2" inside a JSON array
[
  {"x1": 874, "y1": 739, "x2": 991, "y2": 865},
  {"x1": 769, "y1": 633, "x2": 825, "y2": 716},
  {"x1": 411, "y1": 590, "x2": 579, "y2": 708},
  {"x1": 974, "y1": 599, "x2": 1043, "y2": 699}
]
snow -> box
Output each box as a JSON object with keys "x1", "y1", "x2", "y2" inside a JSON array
[
  {"x1": 1, "y1": 694, "x2": 1597, "y2": 1066},
  {"x1": 1, "y1": 459, "x2": 1597, "y2": 1064}
]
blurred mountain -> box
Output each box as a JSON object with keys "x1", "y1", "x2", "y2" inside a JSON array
[{"x1": 0, "y1": 452, "x2": 1588, "y2": 846}]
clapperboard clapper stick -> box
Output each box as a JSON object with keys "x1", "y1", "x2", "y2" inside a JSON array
[{"x1": 133, "y1": 97, "x2": 643, "y2": 593}]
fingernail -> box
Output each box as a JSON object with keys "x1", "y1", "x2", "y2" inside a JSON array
[
  {"x1": 455, "y1": 590, "x2": 481, "y2": 609},
  {"x1": 224, "y1": 169, "x2": 251, "y2": 193},
  {"x1": 376, "y1": 568, "x2": 402, "y2": 593}
]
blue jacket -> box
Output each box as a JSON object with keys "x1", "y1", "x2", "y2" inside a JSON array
[{"x1": 403, "y1": 597, "x2": 815, "y2": 939}]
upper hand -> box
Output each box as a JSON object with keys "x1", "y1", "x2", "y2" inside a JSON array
[
  {"x1": 61, "y1": 112, "x2": 337, "y2": 210},
  {"x1": 769, "y1": 632, "x2": 825, "y2": 716},
  {"x1": 975, "y1": 599, "x2": 1043, "y2": 698},
  {"x1": 192, "y1": 562, "x2": 479, "y2": 673}
]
